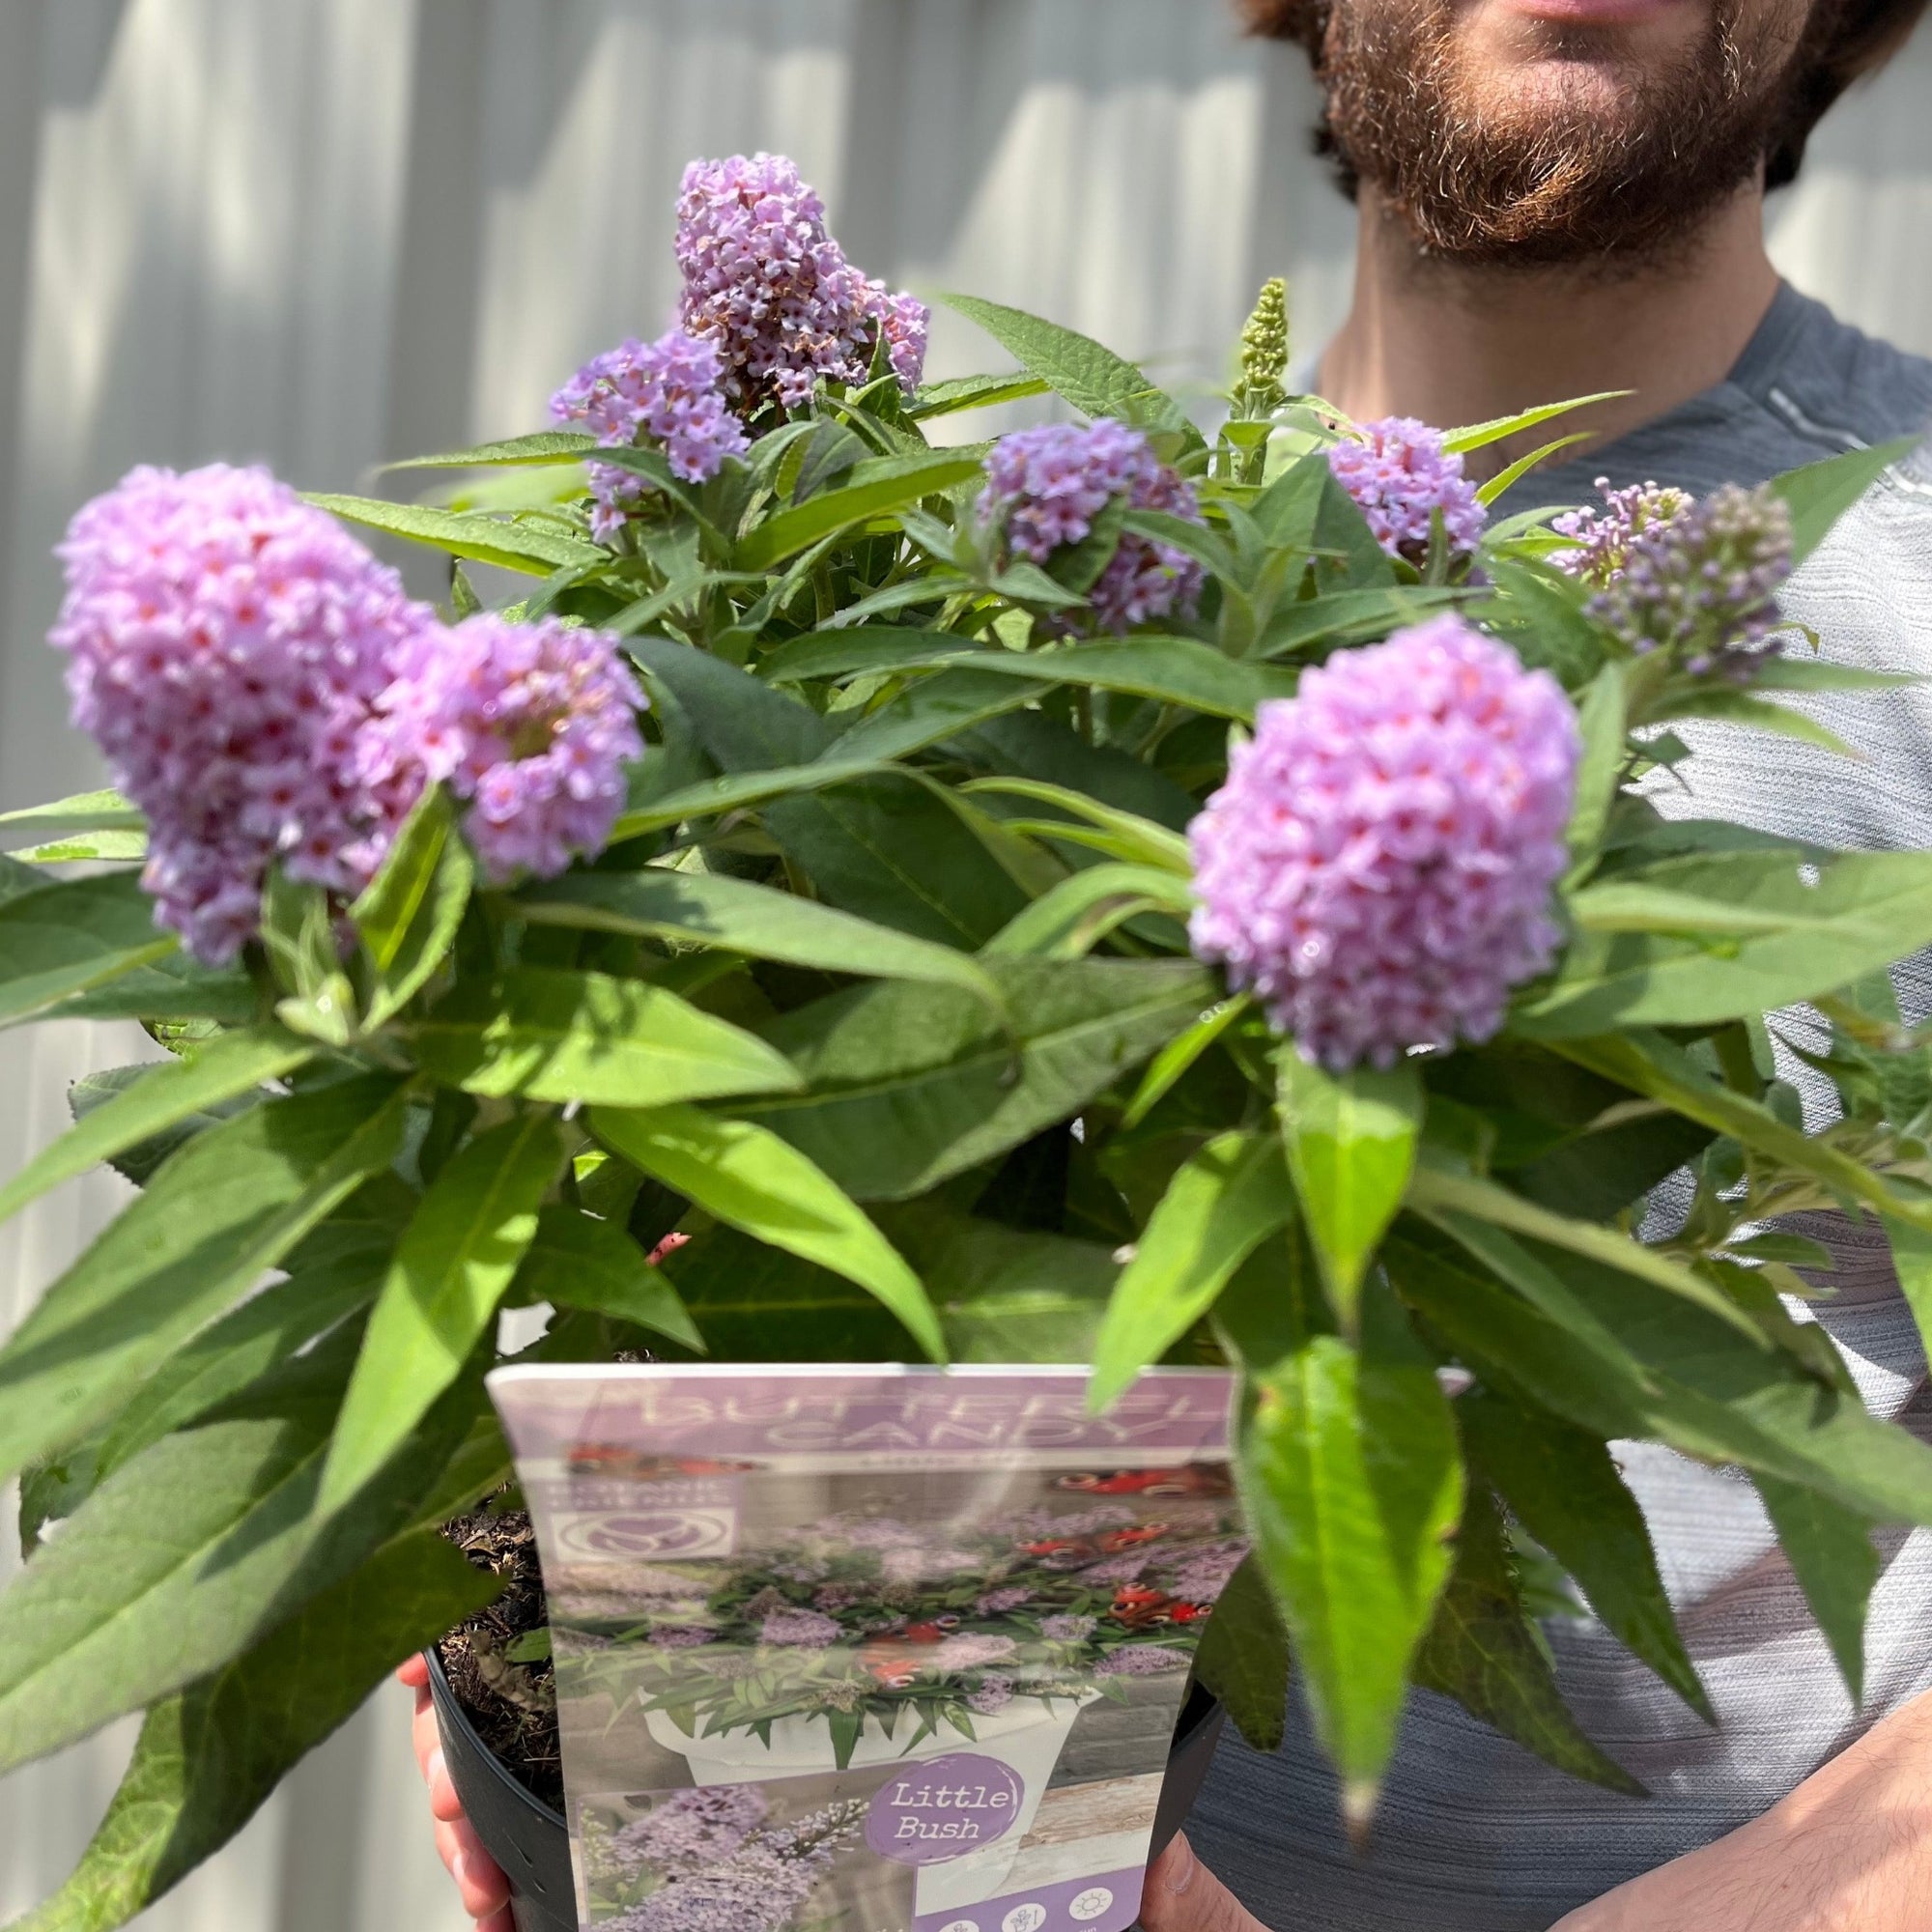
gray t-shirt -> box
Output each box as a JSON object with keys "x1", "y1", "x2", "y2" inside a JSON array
[{"x1": 1191, "y1": 284, "x2": 1932, "y2": 1930}]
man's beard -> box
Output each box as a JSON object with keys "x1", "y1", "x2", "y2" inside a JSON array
[{"x1": 1321, "y1": 0, "x2": 1801, "y2": 267}]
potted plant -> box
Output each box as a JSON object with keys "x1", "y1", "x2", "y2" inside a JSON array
[{"x1": 4, "y1": 148, "x2": 1931, "y2": 1932}]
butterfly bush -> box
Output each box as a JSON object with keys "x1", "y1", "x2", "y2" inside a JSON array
[
  {"x1": 1551, "y1": 477, "x2": 1695, "y2": 584},
  {"x1": 675, "y1": 153, "x2": 927, "y2": 413},
  {"x1": 549, "y1": 329, "x2": 749, "y2": 542},
  {"x1": 50, "y1": 464, "x2": 438, "y2": 963},
  {"x1": 1188, "y1": 615, "x2": 1580, "y2": 1070},
  {"x1": 362, "y1": 613, "x2": 643, "y2": 885},
  {"x1": 1580, "y1": 481, "x2": 1793, "y2": 677},
  {"x1": 1328, "y1": 416, "x2": 1486, "y2": 563},
  {"x1": 981, "y1": 420, "x2": 1208, "y2": 633}
]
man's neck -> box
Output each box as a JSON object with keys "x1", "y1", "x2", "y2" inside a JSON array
[{"x1": 1316, "y1": 186, "x2": 1781, "y2": 476}]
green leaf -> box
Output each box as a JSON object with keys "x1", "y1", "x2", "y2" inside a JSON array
[
  {"x1": 0, "y1": 1075, "x2": 409, "y2": 1486},
  {"x1": 1122, "y1": 998, "x2": 1251, "y2": 1129},
  {"x1": 1745, "y1": 659, "x2": 1922, "y2": 696},
  {"x1": 1648, "y1": 689, "x2": 1861, "y2": 758},
  {"x1": 742, "y1": 957, "x2": 1218, "y2": 1200},
  {"x1": 759, "y1": 628, "x2": 989, "y2": 686},
  {"x1": 1442, "y1": 392, "x2": 1631, "y2": 455},
  {"x1": 382, "y1": 429, "x2": 597, "y2": 469},
  {"x1": 517, "y1": 867, "x2": 1005, "y2": 1013},
  {"x1": 411, "y1": 967, "x2": 803, "y2": 1107},
  {"x1": 0, "y1": 1026, "x2": 311, "y2": 1230},
  {"x1": 1564, "y1": 666, "x2": 1628, "y2": 870},
  {"x1": 97, "y1": 1250, "x2": 389, "y2": 1481},
  {"x1": 1278, "y1": 1057, "x2": 1422, "y2": 1333},
  {"x1": 1548, "y1": 1032, "x2": 1932, "y2": 1236},
  {"x1": 1193, "y1": 1554, "x2": 1293, "y2": 1754},
  {"x1": 983, "y1": 863, "x2": 1194, "y2": 959},
  {"x1": 322, "y1": 1114, "x2": 565, "y2": 1511},
  {"x1": 1475, "y1": 433, "x2": 1593, "y2": 507},
  {"x1": 0, "y1": 1328, "x2": 474, "y2": 1777},
  {"x1": 0, "y1": 789, "x2": 145, "y2": 850},
  {"x1": 828, "y1": 668, "x2": 1037, "y2": 762},
  {"x1": 14, "y1": 1527, "x2": 497, "y2": 1932},
  {"x1": 303, "y1": 493, "x2": 603, "y2": 575},
  {"x1": 1460, "y1": 1389, "x2": 1711, "y2": 1721},
  {"x1": 941, "y1": 295, "x2": 1190, "y2": 436},
  {"x1": 1385, "y1": 1228, "x2": 1932, "y2": 1527},
  {"x1": 11, "y1": 831, "x2": 150, "y2": 865},
  {"x1": 1411, "y1": 1483, "x2": 1645, "y2": 1795},
  {"x1": 1406, "y1": 1158, "x2": 1764, "y2": 1340},
  {"x1": 610, "y1": 756, "x2": 897, "y2": 840},
  {"x1": 907, "y1": 372, "x2": 1053, "y2": 419},
  {"x1": 1881, "y1": 1212, "x2": 1932, "y2": 1372},
  {"x1": 1771, "y1": 439, "x2": 1917, "y2": 565},
  {"x1": 26, "y1": 950, "x2": 257, "y2": 1029},
  {"x1": 659, "y1": 1230, "x2": 914, "y2": 1361},
  {"x1": 0, "y1": 872, "x2": 177, "y2": 1025},
  {"x1": 590, "y1": 1103, "x2": 945, "y2": 1361},
  {"x1": 1230, "y1": 1302, "x2": 1464, "y2": 1822},
  {"x1": 880, "y1": 1207, "x2": 1120, "y2": 1363},
  {"x1": 510, "y1": 1204, "x2": 704, "y2": 1351},
  {"x1": 1754, "y1": 1473, "x2": 1877, "y2": 1704},
  {"x1": 735, "y1": 452, "x2": 983, "y2": 573},
  {"x1": 961, "y1": 777, "x2": 1192, "y2": 872},
  {"x1": 1093, "y1": 1131, "x2": 1294, "y2": 1401},
  {"x1": 349, "y1": 786, "x2": 475, "y2": 1027}
]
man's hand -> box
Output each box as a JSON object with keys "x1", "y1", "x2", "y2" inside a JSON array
[
  {"x1": 1142, "y1": 1833, "x2": 1272, "y2": 1931},
  {"x1": 396, "y1": 1655, "x2": 515, "y2": 1932}
]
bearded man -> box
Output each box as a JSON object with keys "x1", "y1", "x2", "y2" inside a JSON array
[{"x1": 1145, "y1": 0, "x2": 1932, "y2": 1926}]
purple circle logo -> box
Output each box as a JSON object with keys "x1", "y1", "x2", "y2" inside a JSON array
[
  {"x1": 566, "y1": 1512, "x2": 716, "y2": 1556},
  {"x1": 864, "y1": 1752, "x2": 1024, "y2": 1866}
]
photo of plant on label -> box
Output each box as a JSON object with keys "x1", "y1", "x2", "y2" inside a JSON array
[{"x1": 490, "y1": 1368, "x2": 1237, "y2": 1932}]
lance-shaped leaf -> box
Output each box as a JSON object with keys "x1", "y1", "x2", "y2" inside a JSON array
[
  {"x1": 0, "y1": 871, "x2": 177, "y2": 1025},
  {"x1": 1385, "y1": 1229, "x2": 1932, "y2": 1526},
  {"x1": 908, "y1": 371, "x2": 1052, "y2": 419},
  {"x1": 1525, "y1": 847, "x2": 1932, "y2": 1036},
  {"x1": 742, "y1": 958, "x2": 1218, "y2": 1201},
  {"x1": 942, "y1": 295, "x2": 1191, "y2": 437},
  {"x1": 1460, "y1": 1388, "x2": 1712, "y2": 1721},
  {"x1": 1192, "y1": 1553, "x2": 1293, "y2": 1755},
  {"x1": 591, "y1": 1103, "x2": 945, "y2": 1362},
  {"x1": 1563, "y1": 666, "x2": 1629, "y2": 872},
  {"x1": 383, "y1": 428, "x2": 596, "y2": 469},
  {"x1": 1091, "y1": 1132, "x2": 1294, "y2": 1409},
  {"x1": 510, "y1": 1205, "x2": 704, "y2": 1351},
  {"x1": 25, "y1": 949, "x2": 257, "y2": 1029},
  {"x1": 659, "y1": 1230, "x2": 916, "y2": 1362},
  {"x1": 516, "y1": 868, "x2": 1004, "y2": 1013},
  {"x1": 0, "y1": 1332, "x2": 475, "y2": 1777},
  {"x1": 321, "y1": 1115, "x2": 566, "y2": 1511},
  {"x1": 0, "y1": 1075, "x2": 408, "y2": 1486},
  {"x1": 1772, "y1": 439, "x2": 1917, "y2": 564},
  {"x1": 1754, "y1": 1474, "x2": 1878, "y2": 1704},
  {"x1": 735, "y1": 451, "x2": 983, "y2": 572},
  {"x1": 962, "y1": 777, "x2": 1192, "y2": 873},
  {"x1": 0, "y1": 788, "x2": 145, "y2": 850},
  {"x1": 14, "y1": 1527, "x2": 497, "y2": 1932},
  {"x1": 826, "y1": 668, "x2": 1037, "y2": 763},
  {"x1": 1412, "y1": 1484, "x2": 1646, "y2": 1796},
  {"x1": 0, "y1": 1025, "x2": 311, "y2": 1229},
  {"x1": 411, "y1": 968, "x2": 803, "y2": 1108},
  {"x1": 1278, "y1": 1056, "x2": 1423, "y2": 1333},
  {"x1": 1227, "y1": 1289, "x2": 1464, "y2": 1826},
  {"x1": 1406, "y1": 1157, "x2": 1764, "y2": 1340},
  {"x1": 1882, "y1": 1213, "x2": 1932, "y2": 1367},
  {"x1": 984, "y1": 862, "x2": 1194, "y2": 960},
  {"x1": 349, "y1": 786, "x2": 475, "y2": 1027},
  {"x1": 1550, "y1": 1031, "x2": 1932, "y2": 1236},
  {"x1": 304, "y1": 493, "x2": 602, "y2": 575}
]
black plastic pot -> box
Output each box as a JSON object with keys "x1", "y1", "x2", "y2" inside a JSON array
[{"x1": 428, "y1": 1648, "x2": 1226, "y2": 1932}]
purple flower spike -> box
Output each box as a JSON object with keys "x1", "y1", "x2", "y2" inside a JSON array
[
  {"x1": 1095, "y1": 1644, "x2": 1193, "y2": 1677},
  {"x1": 1188, "y1": 616, "x2": 1579, "y2": 1071},
  {"x1": 980, "y1": 420, "x2": 1207, "y2": 634},
  {"x1": 675, "y1": 153, "x2": 928, "y2": 414},
  {"x1": 366, "y1": 613, "x2": 644, "y2": 884},
  {"x1": 550, "y1": 328, "x2": 748, "y2": 543},
  {"x1": 1550, "y1": 477, "x2": 1695, "y2": 587},
  {"x1": 758, "y1": 1605, "x2": 841, "y2": 1649},
  {"x1": 1327, "y1": 417, "x2": 1486, "y2": 564},
  {"x1": 51, "y1": 463, "x2": 440, "y2": 963}
]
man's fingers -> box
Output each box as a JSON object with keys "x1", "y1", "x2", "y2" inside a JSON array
[
  {"x1": 1141, "y1": 1833, "x2": 1269, "y2": 1932},
  {"x1": 396, "y1": 1653, "x2": 430, "y2": 1691},
  {"x1": 412, "y1": 1690, "x2": 442, "y2": 1780},
  {"x1": 425, "y1": 1745, "x2": 465, "y2": 1823},
  {"x1": 433, "y1": 1815, "x2": 510, "y2": 1920}
]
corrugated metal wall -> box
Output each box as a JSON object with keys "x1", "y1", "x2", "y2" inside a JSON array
[{"x1": 0, "y1": 3, "x2": 1926, "y2": 1924}]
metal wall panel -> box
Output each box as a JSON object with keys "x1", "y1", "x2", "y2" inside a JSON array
[{"x1": 0, "y1": 3, "x2": 1924, "y2": 1925}]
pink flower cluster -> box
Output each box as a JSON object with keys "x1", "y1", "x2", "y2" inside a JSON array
[
  {"x1": 1327, "y1": 417, "x2": 1486, "y2": 564},
  {"x1": 675, "y1": 153, "x2": 927, "y2": 413},
  {"x1": 362, "y1": 613, "x2": 643, "y2": 886},
  {"x1": 50, "y1": 465, "x2": 433, "y2": 963},
  {"x1": 53, "y1": 465, "x2": 645, "y2": 959},
  {"x1": 549, "y1": 328, "x2": 748, "y2": 542},
  {"x1": 980, "y1": 420, "x2": 1207, "y2": 633},
  {"x1": 1188, "y1": 616, "x2": 1579, "y2": 1070},
  {"x1": 1550, "y1": 477, "x2": 1694, "y2": 585}
]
